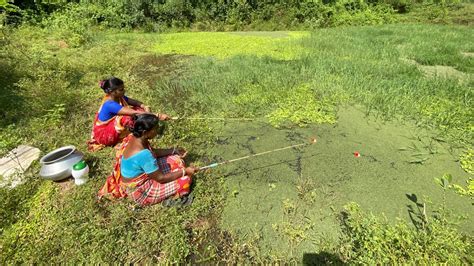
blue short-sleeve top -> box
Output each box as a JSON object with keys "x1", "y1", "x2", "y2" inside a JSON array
[
  {"x1": 121, "y1": 149, "x2": 159, "y2": 178},
  {"x1": 98, "y1": 95, "x2": 129, "y2": 122}
]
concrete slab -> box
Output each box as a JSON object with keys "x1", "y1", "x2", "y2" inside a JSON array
[{"x1": 0, "y1": 145, "x2": 41, "y2": 187}]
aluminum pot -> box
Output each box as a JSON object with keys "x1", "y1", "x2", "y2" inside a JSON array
[{"x1": 39, "y1": 145, "x2": 84, "y2": 181}]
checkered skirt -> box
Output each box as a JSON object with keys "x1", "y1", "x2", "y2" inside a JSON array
[{"x1": 126, "y1": 155, "x2": 191, "y2": 206}]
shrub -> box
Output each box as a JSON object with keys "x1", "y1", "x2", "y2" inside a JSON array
[
  {"x1": 339, "y1": 202, "x2": 472, "y2": 264},
  {"x1": 40, "y1": 3, "x2": 96, "y2": 47}
]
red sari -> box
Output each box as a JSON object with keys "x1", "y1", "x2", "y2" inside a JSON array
[
  {"x1": 87, "y1": 96, "x2": 138, "y2": 152},
  {"x1": 97, "y1": 134, "x2": 191, "y2": 206}
]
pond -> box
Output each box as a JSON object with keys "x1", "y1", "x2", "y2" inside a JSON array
[{"x1": 205, "y1": 105, "x2": 472, "y2": 257}]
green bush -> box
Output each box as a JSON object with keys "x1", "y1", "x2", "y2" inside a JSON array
[
  {"x1": 150, "y1": 0, "x2": 194, "y2": 28},
  {"x1": 2, "y1": 0, "x2": 434, "y2": 31},
  {"x1": 40, "y1": 3, "x2": 96, "y2": 47},
  {"x1": 7, "y1": 0, "x2": 471, "y2": 31},
  {"x1": 339, "y1": 202, "x2": 472, "y2": 264}
]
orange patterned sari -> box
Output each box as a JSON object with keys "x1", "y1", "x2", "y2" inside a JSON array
[{"x1": 97, "y1": 134, "x2": 191, "y2": 206}]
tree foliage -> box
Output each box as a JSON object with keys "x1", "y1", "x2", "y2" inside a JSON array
[
  {"x1": 2, "y1": 0, "x2": 468, "y2": 30},
  {"x1": 0, "y1": 0, "x2": 403, "y2": 29}
]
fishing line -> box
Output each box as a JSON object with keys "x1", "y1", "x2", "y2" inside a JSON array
[
  {"x1": 199, "y1": 137, "x2": 317, "y2": 171},
  {"x1": 172, "y1": 117, "x2": 254, "y2": 121}
]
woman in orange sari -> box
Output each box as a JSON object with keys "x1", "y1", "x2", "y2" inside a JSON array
[
  {"x1": 98, "y1": 114, "x2": 198, "y2": 206},
  {"x1": 87, "y1": 77, "x2": 170, "y2": 151}
]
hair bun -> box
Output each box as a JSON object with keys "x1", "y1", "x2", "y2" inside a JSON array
[
  {"x1": 132, "y1": 114, "x2": 139, "y2": 122},
  {"x1": 131, "y1": 113, "x2": 161, "y2": 139},
  {"x1": 132, "y1": 124, "x2": 143, "y2": 137},
  {"x1": 98, "y1": 80, "x2": 106, "y2": 89}
]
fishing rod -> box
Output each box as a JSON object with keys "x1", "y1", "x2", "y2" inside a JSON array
[
  {"x1": 172, "y1": 117, "x2": 254, "y2": 121},
  {"x1": 199, "y1": 137, "x2": 317, "y2": 171}
]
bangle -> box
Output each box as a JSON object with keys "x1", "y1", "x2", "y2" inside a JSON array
[{"x1": 181, "y1": 168, "x2": 185, "y2": 177}]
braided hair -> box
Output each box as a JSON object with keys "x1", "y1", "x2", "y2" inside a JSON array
[
  {"x1": 132, "y1": 114, "x2": 165, "y2": 138},
  {"x1": 98, "y1": 77, "x2": 124, "y2": 94}
]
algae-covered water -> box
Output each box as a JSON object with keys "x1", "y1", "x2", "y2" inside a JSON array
[{"x1": 205, "y1": 106, "x2": 472, "y2": 256}]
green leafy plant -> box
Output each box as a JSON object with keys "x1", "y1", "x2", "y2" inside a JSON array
[
  {"x1": 338, "y1": 202, "x2": 472, "y2": 264},
  {"x1": 460, "y1": 149, "x2": 473, "y2": 175},
  {"x1": 438, "y1": 171, "x2": 474, "y2": 205},
  {"x1": 272, "y1": 199, "x2": 315, "y2": 258},
  {"x1": 42, "y1": 103, "x2": 66, "y2": 126},
  {"x1": 339, "y1": 174, "x2": 472, "y2": 264},
  {"x1": 0, "y1": 124, "x2": 21, "y2": 156}
]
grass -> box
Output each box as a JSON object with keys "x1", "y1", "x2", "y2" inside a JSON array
[{"x1": 0, "y1": 22, "x2": 473, "y2": 263}]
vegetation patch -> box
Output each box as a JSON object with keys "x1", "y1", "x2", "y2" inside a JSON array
[
  {"x1": 461, "y1": 52, "x2": 474, "y2": 58},
  {"x1": 401, "y1": 57, "x2": 469, "y2": 82},
  {"x1": 460, "y1": 149, "x2": 474, "y2": 175},
  {"x1": 153, "y1": 31, "x2": 308, "y2": 60},
  {"x1": 266, "y1": 84, "x2": 337, "y2": 127},
  {"x1": 339, "y1": 202, "x2": 472, "y2": 264}
]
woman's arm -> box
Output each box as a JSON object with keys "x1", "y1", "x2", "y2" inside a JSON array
[
  {"x1": 153, "y1": 148, "x2": 174, "y2": 157},
  {"x1": 127, "y1": 97, "x2": 151, "y2": 112},
  {"x1": 126, "y1": 97, "x2": 170, "y2": 120},
  {"x1": 153, "y1": 147, "x2": 187, "y2": 158},
  {"x1": 126, "y1": 97, "x2": 142, "y2": 108},
  {"x1": 117, "y1": 106, "x2": 146, "y2": 116},
  {"x1": 148, "y1": 166, "x2": 198, "y2": 184}
]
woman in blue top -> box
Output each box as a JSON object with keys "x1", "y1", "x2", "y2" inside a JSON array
[
  {"x1": 98, "y1": 113, "x2": 199, "y2": 206},
  {"x1": 87, "y1": 77, "x2": 171, "y2": 151}
]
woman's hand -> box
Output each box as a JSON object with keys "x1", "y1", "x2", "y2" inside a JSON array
[
  {"x1": 157, "y1": 113, "x2": 171, "y2": 121},
  {"x1": 173, "y1": 147, "x2": 188, "y2": 158},
  {"x1": 184, "y1": 166, "x2": 200, "y2": 177},
  {"x1": 137, "y1": 103, "x2": 151, "y2": 112}
]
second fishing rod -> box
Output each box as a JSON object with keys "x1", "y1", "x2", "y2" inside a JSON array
[{"x1": 198, "y1": 137, "x2": 317, "y2": 171}]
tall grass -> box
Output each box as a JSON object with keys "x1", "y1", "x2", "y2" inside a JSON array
[{"x1": 153, "y1": 25, "x2": 473, "y2": 143}]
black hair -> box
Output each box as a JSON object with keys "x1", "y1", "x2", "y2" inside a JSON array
[
  {"x1": 99, "y1": 77, "x2": 124, "y2": 94},
  {"x1": 132, "y1": 114, "x2": 165, "y2": 138}
]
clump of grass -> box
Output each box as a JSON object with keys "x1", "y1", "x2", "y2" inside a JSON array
[
  {"x1": 272, "y1": 199, "x2": 315, "y2": 259},
  {"x1": 295, "y1": 175, "x2": 318, "y2": 203}
]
